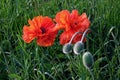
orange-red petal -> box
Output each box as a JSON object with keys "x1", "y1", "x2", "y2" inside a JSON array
[
  {"x1": 22, "y1": 26, "x2": 36, "y2": 43},
  {"x1": 70, "y1": 10, "x2": 79, "y2": 20},
  {"x1": 37, "y1": 31, "x2": 57, "y2": 47},
  {"x1": 55, "y1": 10, "x2": 70, "y2": 24},
  {"x1": 77, "y1": 13, "x2": 90, "y2": 32},
  {"x1": 59, "y1": 30, "x2": 75, "y2": 45},
  {"x1": 54, "y1": 10, "x2": 70, "y2": 30}
]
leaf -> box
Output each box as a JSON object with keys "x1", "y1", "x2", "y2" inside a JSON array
[{"x1": 8, "y1": 74, "x2": 21, "y2": 80}]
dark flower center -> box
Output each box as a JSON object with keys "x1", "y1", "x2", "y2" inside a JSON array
[
  {"x1": 74, "y1": 22, "x2": 77, "y2": 25},
  {"x1": 70, "y1": 21, "x2": 78, "y2": 29},
  {"x1": 40, "y1": 27, "x2": 46, "y2": 34}
]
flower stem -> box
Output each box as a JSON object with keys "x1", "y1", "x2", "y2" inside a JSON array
[
  {"x1": 88, "y1": 68, "x2": 94, "y2": 80},
  {"x1": 80, "y1": 28, "x2": 91, "y2": 43},
  {"x1": 69, "y1": 28, "x2": 90, "y2": 44},
  {"x1": 69, "y1": 31, "x2": 82, "y2": 44}
]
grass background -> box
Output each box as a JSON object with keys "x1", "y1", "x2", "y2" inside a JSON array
[{"x1": 0, "y1": 0, "x2": 120, "y2": 80}]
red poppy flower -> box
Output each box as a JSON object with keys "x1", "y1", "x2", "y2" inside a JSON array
[
  {"x1": 22, "y1": 16, "x2": 57, "y2": 47},
  {"x1": 54, "y1": 10, "x2": 90, "y2": 45}
]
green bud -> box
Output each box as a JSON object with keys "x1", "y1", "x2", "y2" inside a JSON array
[
  {"x1": 82, "y1": 52, "x2": 94, "y2": 69},
  {"x1": 62, "y1": 43, "x2": 72, "y2": 54},
  {"x1": 73, "y1": 41, "x2": 84, "y2": 55}
]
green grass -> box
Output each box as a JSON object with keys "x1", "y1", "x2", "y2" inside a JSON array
[{"x1": 0, "y1": 0, "x2": 120, "y2": 80}]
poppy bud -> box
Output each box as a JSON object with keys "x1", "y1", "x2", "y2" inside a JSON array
[
  {"x1": 63, "y1": 43, "x2": 72, "y2": 54},
  {"x1": 73, "y1": 41, "x2": 84, "y2": 55},
  {"x1": 82, "y1": 52, "x2": 94, "y2": 69}
]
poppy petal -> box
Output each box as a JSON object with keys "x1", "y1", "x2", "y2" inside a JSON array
[
  {"x1": 22, "y1": 26, "x2": 36, "y2": 43},
  {"x1": 37, "y1": 31, "x2": 57, "y2": 47},
  {"x1": 41, "y1": 16, "x2": 55, "y2": 32},
  {"x1": 54, "y1": 10, "x2": 70, "y2": 30},
  {"x1": 59, "y1": 30, "x2": 75, "y2": 45},
  {"x1": 71, "y1": 10, "x2": 79, "y2": 20}
]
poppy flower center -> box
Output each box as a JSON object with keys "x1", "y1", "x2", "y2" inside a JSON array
[
  {"x1": 40, "y1": 27, "x2": 46, "y2": 34},
  {"x1": 70, "y1": 21, "x2": 78, "y2": 29},
  {"x1": 74, "y1": 22, "x2": 77, "y2": 25}
]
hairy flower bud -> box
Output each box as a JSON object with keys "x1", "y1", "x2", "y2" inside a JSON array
[
  {"x1": 62, "y1": 43, "x2": 72, "y2": 54},
  {"x1": 73, "y1": 41, "x2": 84, "y2": 55},
  {"x1": 82, "y1": 52, "x2": 94, "y2": 69}
]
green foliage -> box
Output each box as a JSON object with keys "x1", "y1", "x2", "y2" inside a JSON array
[{"x1": 0, "y1": 0, "x2": 120, "y2": 80}]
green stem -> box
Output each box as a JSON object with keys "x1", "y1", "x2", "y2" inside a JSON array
[{"x1": 88, "y1": 68, "x2": 94, "y2": 80}]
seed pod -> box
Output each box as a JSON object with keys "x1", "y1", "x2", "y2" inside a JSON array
[
  {"x1": 73, "y1": 41, "x2": 84, "y2": 55},
  {"x1": 82, "y1": 52, "x2": 94, "y2": 69},
  {"x1": 62, "y1": 43, "x2": 72, "y2": 54}
]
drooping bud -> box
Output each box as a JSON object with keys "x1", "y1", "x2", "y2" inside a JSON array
[
  {"x1": 73, "y1": 41, "x2": 84, "y2": 55},
  {"x1": 82, "y1": 51, "x2": 94, "y2": 69},
  {"x1": 62, "y1": 43, "x2": 72, "y2": 54}
]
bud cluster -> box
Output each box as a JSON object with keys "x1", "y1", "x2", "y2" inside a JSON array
[
  {"x1": 62, "y1": 28, "x2": 90, "y2": 55},
  {"x1": 62, "y1": 28, "x2": 94, "y2": 69}
]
